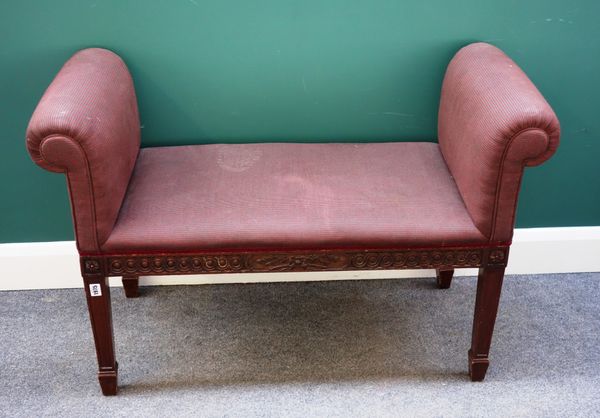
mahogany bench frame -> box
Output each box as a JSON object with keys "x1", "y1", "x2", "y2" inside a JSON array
[
  {"x1": 81, "y1": 245, "x2": 508, "y2": 395},
  {"x1": 26, "y1": 42, "x2": 559, "y2": 396}
]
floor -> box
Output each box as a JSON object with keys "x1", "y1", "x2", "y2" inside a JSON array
[{"x1": 1, "y1": 273, "x2": 599, "y2": 417}]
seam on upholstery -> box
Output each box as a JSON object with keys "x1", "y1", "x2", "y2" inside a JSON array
[
  {"x1": 437, "y1": 144, "x2": 483, "y2": 235},
  {"x1": 489, "y1": 127, "x2": 550, "y2": 242},
  {"x1": 39, "y1": 134, "x2": 101, "y2": 253},
  {"x1": 503, "y1": 170, "x2": 525, "y2": 244},
  {"x1": 99, "y1": 146, "x2": 142, "y2": 250}
]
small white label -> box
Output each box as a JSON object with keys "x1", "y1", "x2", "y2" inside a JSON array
[{"x1": 89, "y1": 283, "x2": 102, "y2": 297}]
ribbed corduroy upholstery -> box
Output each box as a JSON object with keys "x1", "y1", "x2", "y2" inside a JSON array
[
  {"x1": 101, "y1": 142, "x2": 487, "y2": 252},
  {"x1": 26, "y1": 48, "x2": 140, "y2": 253},
  {"x1": 26, "y1": 43, "x2": 560, "y2": 256},
  {"x1": 438, "y1": 43, "x2": 560, "y2": 243}
]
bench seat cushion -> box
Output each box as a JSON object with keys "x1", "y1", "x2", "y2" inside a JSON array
[{"x1": 101, "y1": 142, "x2": 487, "y2": 253}]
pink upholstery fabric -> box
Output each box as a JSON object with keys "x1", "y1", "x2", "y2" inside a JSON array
[
  {"x1": 26, "y1": 48, "x2": 140, "y2": 253},
  {"x1": 26, "y1": 43, "x2": 559, "y2": 256},
  {"x1": 102, "y1": 142, "x2": 487, "y2": 253},
  {"x1": 438, "y1": 43, "x2": 560, "y2": 242}
]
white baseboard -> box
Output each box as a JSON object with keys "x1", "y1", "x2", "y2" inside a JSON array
[{"x1": 1, "y1": 226, "x2": 599, "y2": 291}]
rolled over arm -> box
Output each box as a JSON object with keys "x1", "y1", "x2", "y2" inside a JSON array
[
  {"x1": 438, "y1": 42, "x2": 560, "y2": 243},
  {"x1": 26, "y1": 48, "x2": 140, "y2": 253}
]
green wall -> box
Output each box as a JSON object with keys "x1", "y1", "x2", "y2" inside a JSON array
[{"x1": 1, "y1": 0, "x2": 598, "y2": 243}]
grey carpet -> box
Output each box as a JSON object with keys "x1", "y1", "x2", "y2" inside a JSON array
[{"x1": 1, "y1": 273, "x2": 599, "y2": 417}]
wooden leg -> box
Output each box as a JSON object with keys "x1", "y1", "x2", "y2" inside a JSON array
[
  {"x1": 436, "y1": 268, "x2": 454, "y2": 289},
  {"x1": 122, "y1": 276, "x2": 140, "y2": 298},
  {"x1": 469, "y1": 266, "x2": 505, "y2": 382},
  {"x1": 83, "y1": 276, "x2": 118, "y2": 395}
]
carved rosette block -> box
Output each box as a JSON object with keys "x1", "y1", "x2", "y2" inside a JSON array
[
  {"x1": 486, "y1": 247, "x2": 509, "y2": 267},
  {"x1": 81, "y1": 257, "x2": 104, "y2": 278}
]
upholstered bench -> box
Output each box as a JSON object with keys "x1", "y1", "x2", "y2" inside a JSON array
[{"x1": 26, "y1": 42, "x2": 560, "y2": 395}]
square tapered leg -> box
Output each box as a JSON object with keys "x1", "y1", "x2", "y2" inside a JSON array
[
  {"x1": 436, "y1": 268, "x2": 454, "y2": 289},
  {"x1": 122, "y1": 276, "x2": 140, "y2": 298},
  {"x1": 469, "y1": 266, "x2": 505, "y2": 381},
  {"x1": 83, "y1": 276, "x2": 118, "y2": 395}
]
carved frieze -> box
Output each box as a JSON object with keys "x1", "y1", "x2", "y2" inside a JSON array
[{"x1": 86, "y1": 247, "x2": 502, "y2": 277}]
